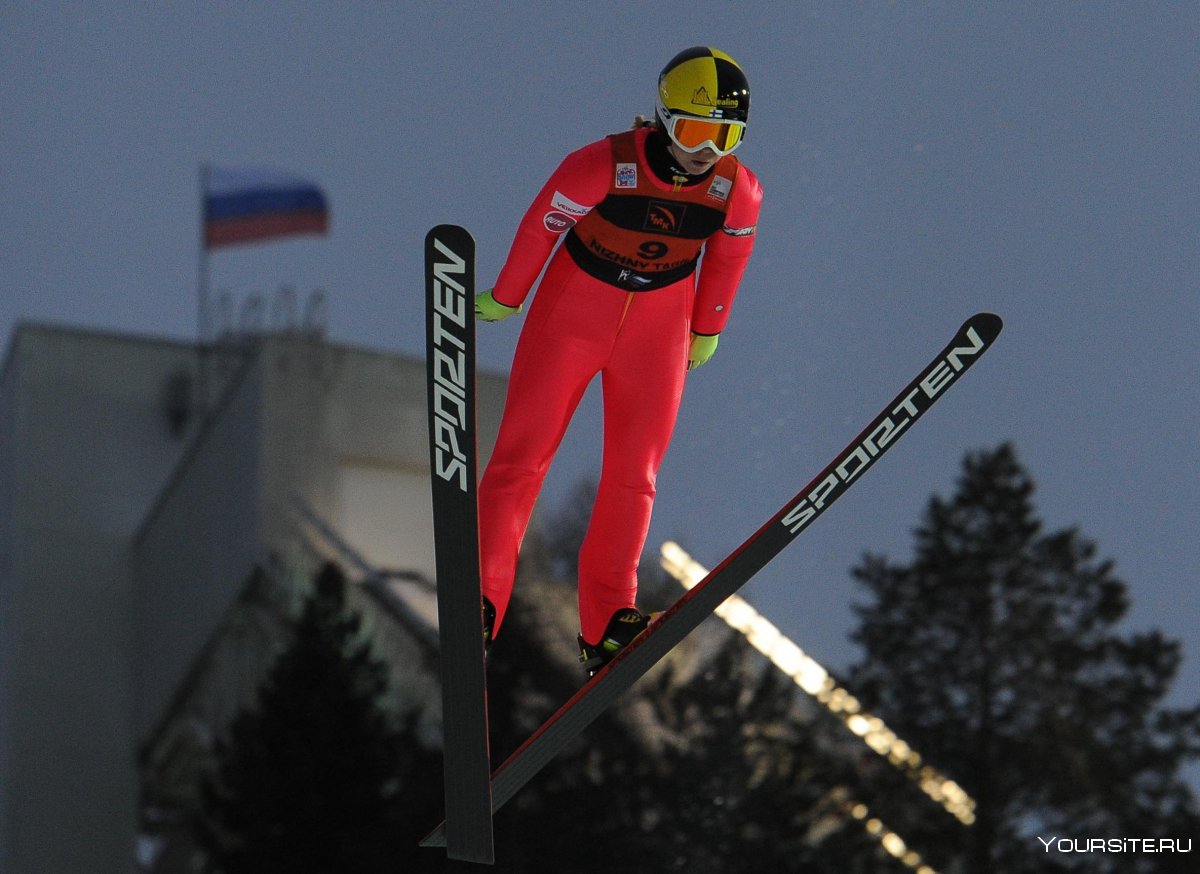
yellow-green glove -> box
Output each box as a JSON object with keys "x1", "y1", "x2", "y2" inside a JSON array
[
  {"x1": 687, "y1": 332, "x2": 719, "y2": 370},
  {"x1": 475, "y1": 288, "x2": 522, "y2": 322}
]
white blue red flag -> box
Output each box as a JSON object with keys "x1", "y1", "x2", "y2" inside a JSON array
[{"x1": 203, "y1": 167, "x2": 329, "y2": 249}]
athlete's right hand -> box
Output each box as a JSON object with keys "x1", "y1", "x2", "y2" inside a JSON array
[{"x1": 475, "y1": 289, "x2": 523, "y2": 323}]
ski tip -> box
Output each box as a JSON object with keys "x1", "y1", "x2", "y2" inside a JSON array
[
  {"x1": 966, "y1": 312, "x2": 1003, "y2": 342},
  {"x1": 425, "y1": 224, "x2": 474, "y2": 246}
]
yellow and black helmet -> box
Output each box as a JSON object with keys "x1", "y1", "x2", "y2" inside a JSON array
[{"x1": 656, "y1": 47, "x2": 750, "y2": 156}]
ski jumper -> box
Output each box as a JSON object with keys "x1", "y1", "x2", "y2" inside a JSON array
[{"x1": 479, "y1": 126, "x2": 763, "y2": 644}]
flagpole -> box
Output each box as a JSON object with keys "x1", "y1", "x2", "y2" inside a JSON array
[{"x1": 198, "y1": 163, "x2": 210, "y2": 419}]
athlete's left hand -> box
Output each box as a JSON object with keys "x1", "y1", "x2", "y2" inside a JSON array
[{"x1": 687, "y1": 332, "x2": 719, "y2": 370}]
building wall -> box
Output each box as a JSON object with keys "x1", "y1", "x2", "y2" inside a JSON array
[
  {"x1": 0, "y1": 323, "x2": 509, "y2": 874},
  {"x1": 248, "y1": 335, "x2": 507, "y2": 581},
  {"x1": 0, "y1": 326, "x2": 198, "y2": 874},
  {"x1": 132, "y1": 335, "x2": 504, "y2": 742},
  {"x1": 0, "y1": 333, "x2": 18, "y2": 874},
  {"x1": 132, "y1": 347, "x2": 265, "y2": 744},
  {"x1": 261, "y1": 337, "x2": 505, "y2": 579}
]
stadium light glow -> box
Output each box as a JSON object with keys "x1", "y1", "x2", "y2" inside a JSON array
[
  {"x1": 659, "y1": 541, "x2": 977, "y2": 827},
  {"x1": 848, "y1": 797, "x2": 936, "y2": 872}
]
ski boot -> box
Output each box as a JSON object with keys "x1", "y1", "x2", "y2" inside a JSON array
[
  {"x1": 482, "y1": 596, "x2": 497, "y2": 653},
  {"x1": 578, "y1": 607, "x2": 652, "y2": 679}
]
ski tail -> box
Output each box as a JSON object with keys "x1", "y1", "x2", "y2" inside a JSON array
[
  {"x1": 421, "y1": 312, "x2": 1003, "y2": 848},
  {"x1": 425, "y1": 224, "x2": 494, "y2": 864}
]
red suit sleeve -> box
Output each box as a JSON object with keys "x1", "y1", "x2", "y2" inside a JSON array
[
  {"x1": 491, "y1": 140, "x2": 611, "y2": 308},
  {"x1": 691, "y1": 163, "x2": 763, "y2": 336}
]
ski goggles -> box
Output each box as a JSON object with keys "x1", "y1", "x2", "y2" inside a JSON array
[{"x1": 660, "y1": 107, "x2": 746, "y2": 156}]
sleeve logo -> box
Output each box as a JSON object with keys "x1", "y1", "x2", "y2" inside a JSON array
[
  {"x1": 722, "y1": 224, "x2": 756, "y2": 237},
  {"x1": 550, "y1": 190, "x2": 592, "y2": 217},
  {"x1": 543, "y1": 211, "x2": 577, "y2": 233}
]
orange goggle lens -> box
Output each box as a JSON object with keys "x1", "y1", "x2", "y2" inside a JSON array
[{"x1": 670, "y1": 116, "x2": 745, "y2": 154}]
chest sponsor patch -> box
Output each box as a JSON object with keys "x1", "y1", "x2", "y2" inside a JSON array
[
  {"x1": 643, "y1": 200, "x2": 688, "y2": 235},
  {"x1": 707, "y1": 175, "x2": 732, "y2": 201},
  {"x1": 615, "y1": 163, "x2": 638, "y2": 189}
]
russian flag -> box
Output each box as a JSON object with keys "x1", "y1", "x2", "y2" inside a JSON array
[{"x1": 204, "y1": 167, "x2": 329, "y2": 249}]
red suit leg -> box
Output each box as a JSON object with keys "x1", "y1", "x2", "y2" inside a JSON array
[
  {"x1": 577, "y1": 279, "x2": 690, "y2": 643},
  {"x1": 479, "y1": 255, "x2": 618, "y2": 633},
  {"x1": 478, "y1": 251, "x2": 692, "y2": 641}
]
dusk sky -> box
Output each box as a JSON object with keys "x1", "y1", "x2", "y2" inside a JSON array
[{"x1": 4, "y1": 2, "x2": 1197, "y2": 787}]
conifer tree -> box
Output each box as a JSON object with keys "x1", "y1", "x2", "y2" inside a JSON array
[
  {"x1": 497, "y1": 492, "x2": 885, "y2": 872},
  {"x1": 195, "y1": 563, "x2": 441, "y2": 874},
  {"x1": 846, "y1": 443, "x2": 1200, "y2": 873},
  {"x1": 639, "y1": 639, "x2": 882, "y2": 873}
]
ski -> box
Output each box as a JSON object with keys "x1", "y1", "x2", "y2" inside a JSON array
[
  {"x1": 421, "y1": 311, "x2": 1003, "y2": 849},
  {"x1": 425, "y1": 224, "x2": 494, "y2": 863}
]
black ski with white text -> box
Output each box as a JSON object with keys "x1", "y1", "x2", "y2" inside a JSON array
[
  {"x1": 425, "y1": 224, "x2": 494, "y2": 864},
  {"x1": 421, "y1": 311, "x2": 1003, "y2": 849}
]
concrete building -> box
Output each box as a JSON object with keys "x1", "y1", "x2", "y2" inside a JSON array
[{"x1": 0, "y1": 322, "x2": 505, "y2": 873}]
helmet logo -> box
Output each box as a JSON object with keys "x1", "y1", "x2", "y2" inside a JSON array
[{"x1": 691, "y1": 86, "x2": 740, "y2": 110}]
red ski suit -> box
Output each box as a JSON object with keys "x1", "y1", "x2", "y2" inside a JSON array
[{"x1": 480, "y1": 127, "x2": 762, "y2": 643}]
